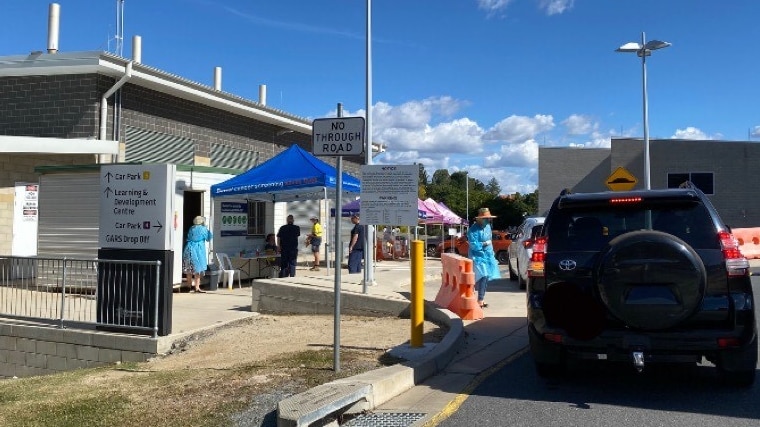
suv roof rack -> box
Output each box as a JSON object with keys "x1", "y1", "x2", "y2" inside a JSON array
[
  {"x1": 559, "y1": 188, "x2": 573, "y2": 196},
  {"x1": 678, "y1": 180, "x2": 697, "y2": 189}
]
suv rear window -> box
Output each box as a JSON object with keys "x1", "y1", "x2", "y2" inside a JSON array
[{"x1": 546, "y1": 201, "x2": 718, "y2": 252}]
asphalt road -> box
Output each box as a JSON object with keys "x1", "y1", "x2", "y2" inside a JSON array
[{"x1": 439, "y1": 277, "x2": 760, "y2": 427}]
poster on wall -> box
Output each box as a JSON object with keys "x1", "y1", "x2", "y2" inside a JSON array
[
  {"x1": 220, "y1": 202, "x2": 248, "y2": 236},
  {"x1": 12, "y1": 183, "x2": 39, "y2": 256}
]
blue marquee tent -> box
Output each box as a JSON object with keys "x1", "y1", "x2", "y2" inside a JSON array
[{"x1": 211, "y1": 145, "x2": 361, "y2": 201}]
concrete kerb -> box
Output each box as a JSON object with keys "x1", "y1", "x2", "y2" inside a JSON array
[
  {"x1": 276, "y1": 306, "x2": 463, "y2": 427},
  {"x1": 274, "y1": 278, "x2": 466, "y2": 427}
]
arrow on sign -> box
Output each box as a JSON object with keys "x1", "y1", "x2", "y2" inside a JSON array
[
  {"x1": 103, "y1": 187, "x2": 113, "y2": 198},
  {"x1": 153, "y1": 220, "x2": 163, "y2": 233},
  {"x1": 104, "y1": 171, "x2": 113, "y2": 183}
]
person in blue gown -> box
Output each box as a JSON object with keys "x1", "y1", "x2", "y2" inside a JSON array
[
  {"x1": 183, "y1": 216, "x2": 213, "y2": 293},
  {"x1": 467, "y1": 208, "x2": 501, "y2": 307}
]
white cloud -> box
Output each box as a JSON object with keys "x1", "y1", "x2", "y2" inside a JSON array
[
  {"x1": 539, "y1": 0, "x2": 575, "y2": 15},
  {"x1": 751, "y1": 126, "x2": 760, "y2": 138},
  {"x1": 376, "y1": 118, "x2": 484, "y2": 154},
  {"x1": 477, "y1": 0, "x2": 575, "y2": 16},
  {"x1": 379, "y1": 151, "x2": 449, "y2": 171},
  {"x1": 484, "y1": 114, "x2": 555, "y2": 143},
  {"x1": 477, "y1": 0, "x2": 515, "y2": 15},
  {"x1": 484, "y1": 139, "x2": 540, "y2": 167},
  {"x1": 370, "y1": 97, "x2": 464, "y2": 131},
  {"x1": 562, "y1": 114, "x2": 596, "y2": 135},
  {"x1": 671, "y1": 127, "x2": 710, "y2": 140}
]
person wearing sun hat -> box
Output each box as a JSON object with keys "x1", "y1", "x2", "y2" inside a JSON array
[{"x1": 467, "y1": 207, "x2": 501, "y2": 308}]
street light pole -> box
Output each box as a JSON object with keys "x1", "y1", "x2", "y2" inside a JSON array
[
  {"x1": 363, "y1": 0, "x2": 375, "y2": 290},
  {"x1": 465, "y1": 172, "x2": 469, "y2": 224},
  {"x1": 616, "y1": 32, "x2": 671, "y2": 190}
]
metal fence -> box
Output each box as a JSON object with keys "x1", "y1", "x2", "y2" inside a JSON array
[{"x1": 0, "y1": 256, "x2": 162, "y2": 337}]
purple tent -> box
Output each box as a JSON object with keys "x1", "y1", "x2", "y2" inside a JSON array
[
  {"x1": 421, "y1": 198, "x2": 463, "y2": 225},
  {"x1": 437, "y1": 202, "x2": 467, "y2": 225}
]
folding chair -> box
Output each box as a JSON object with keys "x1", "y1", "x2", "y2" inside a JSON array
[{"x1": 215, "y1": 252, "x2": 243, "y2": 290}]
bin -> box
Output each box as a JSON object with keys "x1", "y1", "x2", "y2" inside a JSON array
[{"x1": 206, "y1": 263, "x2": 221, "y2": 291}]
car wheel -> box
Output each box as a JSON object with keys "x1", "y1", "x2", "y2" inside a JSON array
[
  {"x1": 720, "y1": 368, "x2": 757, "y2": 387},
  {"x1": 529, "y1": 325, "x2": 566, "y2": 378},
  {"x1": 427, "y1": 246, "x2": 438, "y2": 257},
  {"x1": 717, "y1": 334, "x2": 758, "y2": 387},
  {"x1": 507, "y1": 258, "x2": 518, "y2": 281},
  {"x1": 496, "y1": 250, "x2": 508, "y2": 264},
  {"x1": 598, "y1": 230, "x2": 707, "y2": 330}
]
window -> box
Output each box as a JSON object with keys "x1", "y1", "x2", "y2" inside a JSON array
[
  {"x1": 247, "y1": 201, "x2": 266, "y2": 235},
  {"x1": 667, "y1": 172, "x2": 714, "y2": 195}
]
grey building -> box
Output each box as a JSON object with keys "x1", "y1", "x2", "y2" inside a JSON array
[
  {"x1": 538, "y1": 137, "x2": 760, "y2": 228},
  {"x1": 0, "y1": 46, "x2": 364, "y2": 256}
]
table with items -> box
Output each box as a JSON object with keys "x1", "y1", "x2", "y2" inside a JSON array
[{"x1": 233, "y1": 251, "x2": 281, "y2": 279}]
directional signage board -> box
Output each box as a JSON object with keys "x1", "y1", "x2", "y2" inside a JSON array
[
  {"x1": 360, "y1": 164, "x2": 419, "y2": 226},
  {"x1": 99, "y1": 164, "x2": 175, "y2": 250},
  {"x1": 312, "y1": 117, "x2": 365, "y2": 156},
  {"x1": 606, "y1": 167, "x2": 638, "y2": 191}
]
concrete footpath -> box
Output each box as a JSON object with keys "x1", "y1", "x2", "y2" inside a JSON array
[{"x1": 270, "y1": 258, "x2": 528, "y2": 427}]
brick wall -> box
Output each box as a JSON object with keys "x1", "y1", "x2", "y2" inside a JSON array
[
  {"x1": 0, "y1": 323, "x2": 158, "y2": 378},
  {"x1": 0, "y1": 74, "x2": 101, "y2": 138}
]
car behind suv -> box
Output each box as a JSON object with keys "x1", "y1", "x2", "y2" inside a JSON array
[
  {"x1": 436, "y1": 230, "x2": 512, "y2": 263},
  {"x1": 507, "y1": 216, "x2": 545, "y2": 289},
  {"x1": 527, "y1": 184, "x2": 757, "y2": 386}
]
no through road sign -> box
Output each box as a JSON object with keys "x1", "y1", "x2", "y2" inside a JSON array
[{"x1": 312, "y1": 117, "x2": 365, "y2": 156}]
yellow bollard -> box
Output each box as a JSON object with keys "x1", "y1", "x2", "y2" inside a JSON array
[{"x1": 410, "y1": 240, "x2": 424, "y2": 347}]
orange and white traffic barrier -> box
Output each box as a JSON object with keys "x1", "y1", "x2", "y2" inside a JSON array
[
  {"x1": 732, "y1": 228, "x2": 760, "y2": 259},
  {"x1": 435, "y1": 253, "x2": 483, "y2": 320}
]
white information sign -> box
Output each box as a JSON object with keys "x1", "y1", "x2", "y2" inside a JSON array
[
  {"x1": 360, "y1": 164, "x2": 419, "y2": 226},
  {"x1": 99, "y1": 164, "x2": 175, "y2": 251},
  {"x1": 312, "y1": 117, "x2": 365, "y2": 156}
]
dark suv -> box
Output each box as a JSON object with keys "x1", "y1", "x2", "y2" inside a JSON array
[{"x1": 527, "y1": 183, "x2": 757, "y2": 386}]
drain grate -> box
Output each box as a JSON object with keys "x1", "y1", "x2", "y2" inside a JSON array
[{"x1": 342, "y1": 412, "x2": 426, "y2": 427}]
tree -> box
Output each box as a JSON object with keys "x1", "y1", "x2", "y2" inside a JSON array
[
  {"x1": 417, "y1": 164, "x2": 429, "y2": 185},
  {"x1": 417, "y1": 164, "x2": 429, "y2": 199},
  {"x1": 486, "y1": 177, "x2": 500, "y2": 196},
  {"x1": 431, "y1": 169, "x2": 451, "y2": 186}
]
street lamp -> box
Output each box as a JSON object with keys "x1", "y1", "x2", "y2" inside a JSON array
[
  {"x1": 616, "y1": 32, "x2": 671, "y2": 190},
  {"x1": 465, "y1": 172, "x2": 469, "y2": 224}
]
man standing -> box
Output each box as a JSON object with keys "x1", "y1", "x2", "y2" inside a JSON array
[
  {"x1": 348, "y1": 213, "x2": 365, "y2": 274},
  {"x1": 277, "y1": 214, "x2": 300, "y2": 277},
  {"x1": 308, "y1": 216, "x2": 323, "y2": 271}
]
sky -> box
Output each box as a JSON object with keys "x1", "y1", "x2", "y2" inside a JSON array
[{"x1": 2, "y1": 1, "x2": 760, "y2": 195}]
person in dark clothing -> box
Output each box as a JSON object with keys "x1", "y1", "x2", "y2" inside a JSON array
[
  {"x1": 348, "y1": 214, "x2": 365, "y2": 274},
  {"x1": 277, "y1": 215, "x2": 300, "y2": 277}
]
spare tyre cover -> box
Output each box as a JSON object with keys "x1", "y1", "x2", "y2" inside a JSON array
[{"x1": 598, "y1": 230, "x2": 707, "y2": 330}]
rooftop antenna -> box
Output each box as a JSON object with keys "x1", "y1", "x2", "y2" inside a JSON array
[{"x1": 115, "y1": 0, "x2": 125, "y2": 56}]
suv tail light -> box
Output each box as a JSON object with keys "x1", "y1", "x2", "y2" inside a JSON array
[
  {"x1": 718, "y1": 231, "x2": 750, "y2": 277},
  {"x1": 528, "y1": 236, "x2": 547, "y2": 277}
]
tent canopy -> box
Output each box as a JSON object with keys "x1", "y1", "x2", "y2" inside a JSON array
[
  {"x1": 420, "y1": 198, "x2": 464, "y2": 225},
  {"x1": 211, "y1": 145, "x2": 361, "y2": 201}
]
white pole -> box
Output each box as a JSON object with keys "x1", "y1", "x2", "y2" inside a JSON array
[
  {"x1": 363, "y1": 0, "x2": 375, "y2": 291},
  {"x1": 465, "y1": 172, "x2": 469, "y2": 224},
  {"x1": 641, "y1": 31, "x2": 651, "y2": 190}
]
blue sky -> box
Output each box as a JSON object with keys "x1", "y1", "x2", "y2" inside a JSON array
[{"x1": 3, "y1": 1, "x2": 760, "y2": 194}]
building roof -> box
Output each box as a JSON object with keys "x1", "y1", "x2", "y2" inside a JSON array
[{"x1": 0, "y1": 50, "x2": 311, "y2": 134}]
